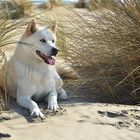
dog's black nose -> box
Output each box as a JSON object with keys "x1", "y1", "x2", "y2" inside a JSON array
[{"x1": 51, "y1": 47, "x2": 59, "y2": 56}]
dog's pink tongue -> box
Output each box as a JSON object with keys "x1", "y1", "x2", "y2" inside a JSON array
[{"x1": 47, "y1": 57, "x2": 55, "y2": 65}]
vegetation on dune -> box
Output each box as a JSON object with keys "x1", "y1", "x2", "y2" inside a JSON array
[
  {"x1": 69, "y1": 0, "x2": 140, "y2": 103},
  {"x1": 0, "y1": 0, "x2": 140, "y2": 111},
  {"x1": 38, "y1": 0, "x2": 63, "y2": 9},
  {"x1": 0, "y1": 0, "x2": 36, "y2": 19},
  {"x1": 0, "y1": 0, "x2": 64, "y2": 19},
  {"x1": 75, "y1": 0, "x2": 102, "y2": 10}
]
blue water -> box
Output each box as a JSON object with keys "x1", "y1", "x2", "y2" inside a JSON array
[{"x1": 33, "y1": 0, "x2": 78, "y2": 4}]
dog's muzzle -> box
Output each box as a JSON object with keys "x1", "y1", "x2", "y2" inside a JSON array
[
  {"x1": 51, "y1": 47, "x2": 59, "y2": 56},
  {"x1": 36, "y1": 50, "x2": 55, "y2": 65},
  {"x1": 36, "y1": 46, "x2": 59, "y2": 65}
]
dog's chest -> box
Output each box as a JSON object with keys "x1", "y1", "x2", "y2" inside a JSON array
[
  {"x1": 12, "y1": 59, "x2": 56, "y2": 96},
  {"x1": 30, "y1": 68, "x2": 55, "y2": 95}
]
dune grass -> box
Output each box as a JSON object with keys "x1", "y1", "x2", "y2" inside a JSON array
[
  {"x1": 42, "y1": 1, "x2": 139, "y2": 103},
  {"x1": 70, "y1": 0, "x2": 140, "y2": 103},
  {"x1": 38, "y1": 0, "x2": 63, "y2": 10},
  {"x1": 0, "y1": 0, "x2": 140, "y2": 111},
  {"x1": 75, "y1": 0, "x2": 102, "y2": 11},
  {"x1": 0, "y1": 0, "x2": 36, "y2": 19}
]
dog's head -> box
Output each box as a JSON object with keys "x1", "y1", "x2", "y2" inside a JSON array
[{"x1": 23, "y1": 19, "x2": 59, "y2": 65}]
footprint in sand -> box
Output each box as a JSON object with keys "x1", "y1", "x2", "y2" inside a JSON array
[{"x1": 97, "y1": 109, "x2": 140, "y2": 129}]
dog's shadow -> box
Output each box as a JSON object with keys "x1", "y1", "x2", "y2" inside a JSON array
[
  {"x1": 10, "y1": 98, "x2": 47, "y2": 123},
  {"x1": 9, "y1": 98, "x2": 67, "y2": 123}
]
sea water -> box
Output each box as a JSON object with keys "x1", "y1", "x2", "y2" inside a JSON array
[{"x1": 33, "y1": 0, "x2": 79, "y2": 5}]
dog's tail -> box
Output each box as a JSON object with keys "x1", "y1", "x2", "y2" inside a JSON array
[{"x1": 56, "y1": 58, "x2": 78, "y2": 80}]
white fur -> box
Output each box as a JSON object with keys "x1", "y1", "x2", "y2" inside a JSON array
[{"x1": 4, "y1": 20, "x2": 67, "y2": 118}]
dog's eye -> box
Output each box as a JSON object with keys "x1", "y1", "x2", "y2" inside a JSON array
[
  {"x1": 40, "y1": 39, "x2": 46, "y2": 43},
  {"x1": 52, "y1": 40, "x2": 54, "y2": 43}
]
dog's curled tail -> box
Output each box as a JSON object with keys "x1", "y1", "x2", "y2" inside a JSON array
[{"x1": 56, "y1": 58, "x2": 78, "y2": 80}]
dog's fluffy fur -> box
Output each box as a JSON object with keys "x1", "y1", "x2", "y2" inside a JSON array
[{"x1": 2, "y1": 19, "x2": 69, "y2": 118}]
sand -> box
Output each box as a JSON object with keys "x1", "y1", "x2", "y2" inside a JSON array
[{"x1": 0, "y1": 102, "x2": 140, "y2": 140}]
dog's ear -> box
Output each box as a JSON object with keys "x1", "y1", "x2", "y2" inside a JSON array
[
  {"x1": 25, "y1": 19, "x2": 37, "y2": 36},
  {"x1": 49, "y1": 21, "x2": 57, "y2": 33}
]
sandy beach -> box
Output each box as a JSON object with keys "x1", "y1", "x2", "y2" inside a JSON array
[{"x1": 0, "y1": 102, "x2": 140, "y2": 140}]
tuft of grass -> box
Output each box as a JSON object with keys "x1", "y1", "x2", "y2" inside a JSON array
[
  {"x1": 41, "y1": 3, "x2": 139, "y2": 104},
  {"x1": 75, "y1": 0, "x2": 102, "y2": 11},
  {"x1": 0, "y1": 0, "x2": 36, "y2": 19},
  {"x1": 36, "y1": 4, "x2": 139, "y2": 104},
  {"x1": 75, "y1": 0, "x2": 87, "y2": 8},
  {"x1": 38, "y1": 2, "x2": 49, "y2": 9},
  {"x1": 48, "y1": 0, "x2": 63, "y2": 9},
  {"x1": 67, "y1": 1, "x2": 140, "y2": 103},
  {"x1": 38, "y1": 0, "x2": 63, "y2": 10}
]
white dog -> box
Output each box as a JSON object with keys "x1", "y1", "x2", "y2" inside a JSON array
[{"x1": 3, "y1": 19, "x2": 68, "y2": 118}]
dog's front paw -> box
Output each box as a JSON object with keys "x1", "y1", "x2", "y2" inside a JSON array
[
  {"x1": 48, "y1": 96, "x2": 59, "y2": 111},
  {"x1": 59, "y1": 89, "x2": 68, "y2": 100},
  {"x1": 31, "y1": 107, "x2": 45, "y2": 119}
]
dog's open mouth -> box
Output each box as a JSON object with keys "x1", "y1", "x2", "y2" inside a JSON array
[{"x1": 36, "y1": 50, "x2": 55, "y2": 65}]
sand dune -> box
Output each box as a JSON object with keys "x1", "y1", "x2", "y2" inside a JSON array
[{"x1": 0, "y1": 103, "x2": 140, "y2": 140}]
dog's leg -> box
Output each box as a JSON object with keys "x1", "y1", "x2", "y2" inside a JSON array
[
  {"x1": 45, "y1": 90, "x2": 59, "y2": 111},
  {"x1": 54, "y1": 70, "x2": 68, "y2": 100},
  {"x1": 57, "y1": 88, "x2": 68, "y2": 100},
  {"x1": 17, "y1": 93, "x2": 45, "y2": 118}
]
